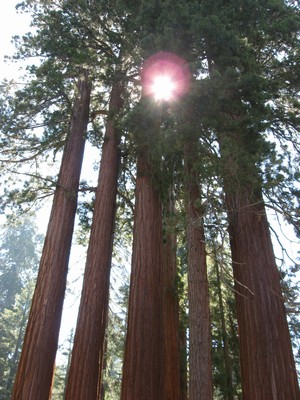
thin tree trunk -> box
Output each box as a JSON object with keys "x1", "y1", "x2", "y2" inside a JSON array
[
  {"x1": 228, "y1": 312, "x2": 241, "y2": 391},
  {"x1": 99, "y1": 334, "x2": 108, "y2": 400},
  {"x1": 162, "y1": 197, "x2": 182, "y2": 400},
  {"x1": 214, "y1": 258, "x2": 234, "y2": 400},
  {"x1": 185, "y1": 142, "x2": 213, "y2": 400},
  {"x1": 218, "y1": 128, "x2": 300, "y2": 399},
  {"x1": 62, "y1": 329, "x2": 73, "y2": 400},
  {"x1": 65, "y1": 81, "x2": 123, "y2": 400},
  {"x1": 121, "y1": 144, "x2": 164, "y2": 400},
  {"x1": 11, "y1": 71, "x2": 91, "y2": 400},
  {"x1": 179, "y1": 316, "x2": 188, "y2": 400}
]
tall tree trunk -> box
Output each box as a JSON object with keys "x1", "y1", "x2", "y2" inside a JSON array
[
  {"x1": 11, "y1": 71, "x2": 91, "y2": 400},
  {"x1": 121, "y1": 144, "x2": 164, "y2": 400},
  {"x1": 65, "y1": 81, "x2": 123, "y2": 400},
  {"x1": 218, "y1": 131, "x2": 300, "y2": 399},
  {"x1": 214, "y1": 258, "x2": 234, "y2": 400},
  {"x1": 227, "y1": 189, "x2": 299, "y2": 399},
  {"x1": 185, "y1": 142, "x2": 213, "y2": 400},
  {"x1": 162, "y1": 197, "x2": 182, "y2": 400}
]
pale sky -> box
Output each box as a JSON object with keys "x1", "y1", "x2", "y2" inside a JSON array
[{"x1": 0, "y1": 1, "x2": 33, "y2": 80}]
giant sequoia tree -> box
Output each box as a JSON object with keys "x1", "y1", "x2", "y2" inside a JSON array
[
  {"x1": 11, "y1": 71, "x2": 92, "y2": 400},
  {"x1": 121, "y1": 98, "x2": 165, "y2": 399}
]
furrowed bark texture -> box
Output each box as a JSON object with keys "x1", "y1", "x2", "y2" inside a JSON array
[
  {"x1": 226, "y1": 190, "x2": 300, "y2": 400},
  {"x1": 219, "y1": 130, "x2": 299, "y2": 399},
  {"x1": 11, "y1": 73, "x2": 91, "y2": 400},
  {"x1": 121, "y1": 150, "x2": 164, "y2": 400},
  {"x1": 65, "y1": 82, "x2": 123, "y2": 400},
  {"x1": 185, "y1": 143, "x2": 213, "y2": 400},
  {"x1": 162, "y1": 201, "x2": 182, "y2": 400}
]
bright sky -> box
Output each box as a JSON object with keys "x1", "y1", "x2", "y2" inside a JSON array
[{"x1": 0, "y1": 1, "x2": 32, "y2": 80}]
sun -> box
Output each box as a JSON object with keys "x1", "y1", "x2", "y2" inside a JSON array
[
  {"x1": 142, "y1": 52, "x2": 191, "y2": 101},
  {"x1": 151, "y1": 74, "x2": 176, "y2": 101}
]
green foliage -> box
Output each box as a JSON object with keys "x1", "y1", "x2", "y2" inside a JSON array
[{"x1": 0, "y1": 0, "x2": 129, "y2": 215}]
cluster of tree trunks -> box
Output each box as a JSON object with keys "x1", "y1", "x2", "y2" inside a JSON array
[
  {"x1": 65, "y1": 81, "x2": 123, "y2": 400},
  {"x1": 11, "y1": 80, "x2": 299, "y2": 400}
]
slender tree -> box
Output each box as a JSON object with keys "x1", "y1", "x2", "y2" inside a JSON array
[
  {"x1": 11, "y1": 71, "x2": 92, "y2": 400},
  {"x1": 210, "y1": 247, "x2": 237, "y2": 400},
  {"x1": 65, "y1": 79, "x2": 124, "y2": 400}
]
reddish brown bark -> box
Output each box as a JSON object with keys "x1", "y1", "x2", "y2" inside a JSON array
[
  {"x1": 162, "y1": 201, "x2": 182, "y2": 400},
  {"x1": 64, "y1": 82, "x2": 123, "y2": 400},
  {"x1": 217, "y1": 125, "x2": 299, "y2": 398},
  {"x1": 226, "y1": 189, "x2": 300, "y2": 400},
  {"x1": 121, "y1": 148, "x2": 164, "y2": 400},
  {"x1": 11, "y1": 72, "x2": 92, "y2": 400},
  {"x1": 185, "y1": 143, "x2": 213, "y2": 400}
]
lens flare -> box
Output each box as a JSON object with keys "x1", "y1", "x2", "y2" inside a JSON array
[
  {"x1": 151, "y1": 75, "x2": 176, "y2": 101},
  {"x1": 141, "y1": 51, "x2": 190, "y2": 102}
]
